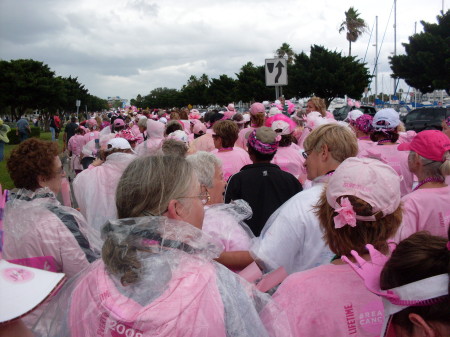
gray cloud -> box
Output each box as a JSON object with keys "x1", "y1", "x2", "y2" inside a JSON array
[{"x1": 0, "y1": 0, "x2": 445, "y2": 99}]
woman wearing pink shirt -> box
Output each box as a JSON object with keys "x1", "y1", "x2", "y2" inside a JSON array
[
  {"x1": 82, "y1": 119, "x2": 100, "y2": 145},
  {"x1": 34, "y1": 156, "x2": 291, "y2": 337},
  {"x1": 134, "y1": 119, "x2": 165, "y2": 156},
  {"x1": 266, "y1": 114, "x2": 305, "y2": 180},
  {"x1": 392, "y1": 130, "x2": 450, "y2": 242},
  {"x1": 360, "y1": 108, "x2": 414, "y2": 196},
  {"x1": 348, "y1": 114, "x2": 375, "y2": 156},
  {"x1": 212, "y1": 120, "x2": 251, "y2": 181},
  {"x1": 67, "y1": 127, "x2": 86, "y2": 175},
  {"x1": 273, "y1": 157, "x2": 403, "y2": 337},
  {"x1": 187, "y1": 151, "x2": 254, "y2": 271},
  {"x1": 235, "y1": 102, "x2": 266, "y2": 149}
]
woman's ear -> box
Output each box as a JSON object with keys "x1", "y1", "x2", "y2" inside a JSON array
[
  {"x1": 408, "y1": 313, "x2": 436, "y2": 337},
  {"x1": 166, "y1": 199, "x2": 183, "y2": 221},
  {"x1": 37, "y1": 175, "x2": 46, "y2": 188}
]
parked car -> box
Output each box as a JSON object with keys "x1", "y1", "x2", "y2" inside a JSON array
[
  {"x1": 402, "y1": 107, "x2": 450, "y2": 132},
  {"x1": 333, "y1": 105, "x2": 377, "y2": 121}
]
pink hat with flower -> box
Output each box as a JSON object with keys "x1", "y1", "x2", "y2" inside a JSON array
[{"x1": 326, "y1": 157, "x2": 401, "y2": 228}]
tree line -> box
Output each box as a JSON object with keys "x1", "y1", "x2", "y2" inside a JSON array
[{"x1": 0, "y1": 59, "x2": 108, "y2": 121}]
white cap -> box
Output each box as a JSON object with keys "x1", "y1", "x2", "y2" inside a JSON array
[
  {"x1": 167, "y1": 130, "x2": 189, "y2": 144},
  {"x1": 107, "y1": 138, "x2": 133, "y2": 151},
  {"x1": 271, "y1": 120, "x2": 291, "y2": 135},
  {"x1": 0, "y1": 260, "x2": 66, "y2": 323},
  {"x1": 268, "y1": 107, "x2": 282, "y2": 117},
  {"x1": 373, "y1": 108, "x2": 400, "y2": 130},
  {"x1": 345, "y1": 109, "x2": 363, "y2": 122}
]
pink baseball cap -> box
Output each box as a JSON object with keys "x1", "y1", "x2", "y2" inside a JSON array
[
  {"x1": 193, "y1": 122, "x2": 207, "y2": 135},
  {"x1": 250, "y1": 102, "x2": 265, "y2": 115},
  {"x1": 326, "y1": 157, "x2": 401, "y2": 222},
  {"x1": 398, "y1": 130, "x2": 450, "y2": 162},
  {"x1": 113, "y1": 118, "x2": 125, "y2": 127}
]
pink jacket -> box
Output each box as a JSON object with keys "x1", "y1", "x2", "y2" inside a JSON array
[
  {"x1": 135, "y1": 120, "x2": 165, "y2": 156},
  {"x1": 83, "y1": 131, "x2": 100, "y2": 145},
  {"x1": 68, "y1": 134, "x2": 85, "y2": 156}
]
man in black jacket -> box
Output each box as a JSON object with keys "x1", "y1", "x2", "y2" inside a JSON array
[{"x1": 224, "y1": 127, "x2": 302, "y2": 236}]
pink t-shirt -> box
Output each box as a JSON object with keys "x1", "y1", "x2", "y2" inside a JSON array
[
  {"x1": 357, "y1": 139, "x2": 375, "y2": 157},
  {"x1": 211, "y1": 147, "x2": 252, "y2": 181},
  {"x1": 273, "y1": 263, "x2": 384, "y2": 337},
  {"x1": 359, "y1": 144, "x2": 413, "y2": 196},
  {"x1": 393, "y1": 185, "x2": 450, "y2": 242},
  {"x1": 235, "y1": 126, "x2": 255, "y2": 149},
  {"x1": 271, "y1": 145, "x2": 305, "y2": 178}
]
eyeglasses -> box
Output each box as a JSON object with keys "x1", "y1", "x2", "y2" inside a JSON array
[
  {"x1": 302, "y1": 149, "x2": 313, "y2": 160},
  {"x1": 179, "y1": 191, "x2": 211, "y2": 205}
]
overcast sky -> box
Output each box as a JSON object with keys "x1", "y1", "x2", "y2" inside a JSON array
[{"x1": 0, "y1": 0, "x2": 446, "y2": 102}]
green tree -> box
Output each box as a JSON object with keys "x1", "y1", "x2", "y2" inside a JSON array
[
  {"x1": 0, "y1": 59, "x2": 61, "y2": 120},
  {"x1": 142, "y1": 87, "x2": 182, "y2": 108},
  {"x1": 206, "y1": 75, "x2": 236, "y2": 105},
  {"x1": 339, "y1": 7, "x2": 368, "y2": 56},
  {"x1": 390, "y1": 10, "x2": 450, "y2": 94},
  {"x1": 181, "y1": 75, "x2": 208, "y2": 106},
  {"x1": 288, "y1": 45, "x2": 371, "y2": 107},
  {"x1": 276, "y1": 42, "x2": 295, "y2": 65},
  {"x1": 235, "y1": 62, "x2": 273, "y2": 102}
]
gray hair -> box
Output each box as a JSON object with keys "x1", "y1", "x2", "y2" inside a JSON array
[
  {"x1": 160, "y1": 139, "x2": 188, "y2": 157},
  {"x1": 116, "y1": 155, "x2": 196, "y2": 218},
  {"x1": 418, "y1": 151, "x2": 450, "y2": 179},
  {"x1": 186, "y1": 151, "x2": 222, "y2": 188},
  {"x1": 137, "y1": 116, "x2": 148, "y2": 128}
]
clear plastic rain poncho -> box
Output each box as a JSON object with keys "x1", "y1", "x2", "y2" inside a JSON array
[
  {"x1": 3, "y1": 188, "x2": 98, "y2": 277},
  {"x1": 73, "y1": 152, "x2": 137, "y2": 252},
  {"x1": 32, "y1": 216, "x2": 292, "y2": 337},
  {"x1": 203, "y1": 199, "x2": 254, "y2": 252}
]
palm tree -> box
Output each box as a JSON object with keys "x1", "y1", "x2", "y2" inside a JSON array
[
  {"x1": 339, "y1": 7, "x2": 367, "y2": 56},
  {"x1": 275, "y1": 42, "x2": 295, "y2": 64}
]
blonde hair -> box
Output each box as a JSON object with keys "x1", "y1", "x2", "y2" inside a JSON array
[
  {"x1": 315, "y1": 192, "x2": 402, "y2": 256},
  {"x1": 116, "y1": 155, "x2": 196, "y2": 218},
  {"x1": 303, "y1": 124, "x2": 358, "y2": 163},
  {"x1": 308, "y1": 97, "x2": 327, "y2": 117}
]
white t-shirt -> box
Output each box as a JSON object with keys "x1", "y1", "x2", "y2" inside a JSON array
[{"x1": 251, "y1": 175, "x2": 334, "y2": 274}]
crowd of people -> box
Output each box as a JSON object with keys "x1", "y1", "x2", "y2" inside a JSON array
[{"x1": 0, "y1": 97, "x2": 449, "y2": 337}]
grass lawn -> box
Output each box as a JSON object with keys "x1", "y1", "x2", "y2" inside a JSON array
[{"x1": 0, "y1": 133, "x2": 64, "y2": 190}]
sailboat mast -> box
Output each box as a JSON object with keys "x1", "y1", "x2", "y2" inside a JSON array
[{"x1": 393, "y1": 0, "x2": 397, "y2": 97}]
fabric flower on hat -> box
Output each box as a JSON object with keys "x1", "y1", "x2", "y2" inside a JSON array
[
  {"x1": 115, "y1": 129, "x2": 138, "y2": 142},
  {"x1": 333, "y1": 197, "x2": 357, "y2": 228}
]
